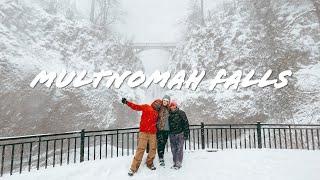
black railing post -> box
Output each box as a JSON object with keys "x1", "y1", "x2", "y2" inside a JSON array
[
  {"x1": 201, "y1": 122, "x2": 205, "y2": 150},
  {"x1": 10, "y1": 144, "x2": 14, "y2": 175},
  {"x1": 257, "y1": 122, "x2": 262, "y2": 149},
  {"x1": 37, "y1": 137, "x2": 41, "y2": 170},
  {"x1": 116, "y1": 130, "x2": 119, "y2": 157},
  {"x1": 80, "y1": 129, "x2": 85, "y2": 163},
  {"x1": 1, "y1": 146, "x2": 5, "y2": 177}
]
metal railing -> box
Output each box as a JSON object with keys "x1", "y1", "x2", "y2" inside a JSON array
[
  {"x1": 0, "y1": 122, "x2": 319, "y2": 177},
  {"x1": 200, "y1": 123, "x2": 320, "y2": 150}
]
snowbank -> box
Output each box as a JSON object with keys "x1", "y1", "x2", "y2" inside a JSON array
[{"x1": 4, "y1": 149, "x2": 320, "y2": 180}]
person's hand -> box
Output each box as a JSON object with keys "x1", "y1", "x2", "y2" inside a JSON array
[
  {"x1": 121, "y1": 98, "x2": 127, "y2": 104},
  {"x1": 184, "y1": 135, "x2": 189, "y2": 140}
]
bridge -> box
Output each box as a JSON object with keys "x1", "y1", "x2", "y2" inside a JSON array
[{"x1": 130, "y1": 42, "x2": 177, "y2": 53}]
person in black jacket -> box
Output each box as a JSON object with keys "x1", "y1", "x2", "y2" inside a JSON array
[{"x1": 168, "y1": 101, "x2": 190, "y2": 169}]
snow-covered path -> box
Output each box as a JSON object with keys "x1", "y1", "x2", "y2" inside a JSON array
[{"x1": 3, "y1": 149, "x2": 320, "y2": 180}]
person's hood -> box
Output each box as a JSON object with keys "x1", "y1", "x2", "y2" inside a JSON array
[{"x1": 151, "y1": 99, "x2": 162, "y2": 111}]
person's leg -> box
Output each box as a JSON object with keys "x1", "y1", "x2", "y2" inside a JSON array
[
  {"x1": 163, "y1": 131, "x2": 169, "y2": 155},
  {"x1": 169, "y1": 134, "x2": 178, "y2": 166},
  {"x1": 130, "y1": 132, "x2": 148, "y2": 172},
  {"x1": 164, "y1": 131, "x2": 169, "y2": 145},
  {"x1": 176, "y1": 133, "x2": 185, "y2": 168},
  {"x1": 146, "y1": 133, "x2": 157, "y2": 168},
  {"x1": 157, "y1": 131, "x2": 166, "y2": 160}
]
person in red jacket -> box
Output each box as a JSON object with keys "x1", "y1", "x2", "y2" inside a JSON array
[{"x1": 122, "y1": 98, "x2": 162, "y2": 176}]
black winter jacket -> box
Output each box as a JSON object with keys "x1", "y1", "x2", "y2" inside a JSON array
[{"x1": 168, "y1": 108, "x2": 190, "y2": 138}]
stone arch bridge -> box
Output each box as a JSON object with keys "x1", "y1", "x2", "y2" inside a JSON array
[{"x1": 130, "y1": 42, "x2": 177, "y2": 53}]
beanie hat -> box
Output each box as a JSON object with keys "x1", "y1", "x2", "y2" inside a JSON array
[
  {"x1": 162, "y1": 95, "x2": 171, "y2": 102},
  {"x1": 169, "y1": 101, "x2": 177, "y2": 107}
]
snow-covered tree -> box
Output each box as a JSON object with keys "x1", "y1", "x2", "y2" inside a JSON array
[
  {"x1": 89, "y1": 0, "x2": 120, "y2": 28},
  {"x1": 168, "y1": 0, "x2": 320, "y2": 124}
]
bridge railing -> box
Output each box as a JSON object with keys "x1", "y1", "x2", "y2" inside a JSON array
[
  {"x1": 130, "y1": 42, "x2": 176, "y2": 47},
  {"x1": 1, "y1": 122, "x2": 319, "y2": 177}
]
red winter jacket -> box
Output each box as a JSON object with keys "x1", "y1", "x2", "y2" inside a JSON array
[{"x1": 127, "y1": 101, "x2": 158, "y2": 134}]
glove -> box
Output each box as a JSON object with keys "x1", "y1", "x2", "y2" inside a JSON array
[
  {"x1": 184, "y1": 134, "x2": 189, "y2": 140},
  {"x1": 121, "y1": 98, "x2": 127, "y2": 104}
]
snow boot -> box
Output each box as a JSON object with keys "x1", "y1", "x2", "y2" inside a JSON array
[
  {"x1": 159, "y1": 159, "x2": 165, "y2": 166},
  {"x1": 171, "y1": 164, "x2": 181, "y2": 170},
  {"x1": 147, "y1": 164, "x2": 156, "y2": 170},
  {"x1": 128, "y1": 169, "x2": 135, "y2": 176}
]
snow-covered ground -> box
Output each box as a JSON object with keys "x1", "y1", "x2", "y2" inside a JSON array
[{"x1": 3, "y1": 149, "x2": 320, "y2": 180}]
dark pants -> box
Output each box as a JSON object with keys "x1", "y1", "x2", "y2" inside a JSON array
[
  {"x1": 169, "y1": 132, "x2": 184, "y2": 167},
  {"x1": 156, "y1": 131, "x2": 169, "y2": 160}
]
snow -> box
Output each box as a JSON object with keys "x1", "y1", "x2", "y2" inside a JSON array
[
  {"x1": 296, "y1": 63, "x2": 320, "y2": 92},
  {"x1": 3, "y1": 149, "x2": 320, "y2": 180},
  {"x1": 165, "y1": 0, "x2": 320, "y2": 124},
  {"x1": 109, "y1": 0, "x2": 194, "y2": 101},
  {"x1": 293, "y1": 63, "x2": 320, "y2": 123},
  {"x1": 0, "y1": 0, "x2": 147, "y2": 134},
  {"x1": 1, "y1": 0, "x2": 319, "y2": 135},
  {"x1": 113, "y1": 0, "x2": 189, "y2": 43}
]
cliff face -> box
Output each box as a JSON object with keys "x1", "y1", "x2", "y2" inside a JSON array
[
  {"x1": 167, "y1": 0, "x2": 320, "y2": 124},
  {"x1": 1, "y1": 0, "x2": 319, "y2": 136},
  {"x1": 0, "y1": 0, "x2": 144, "y2": 136}
]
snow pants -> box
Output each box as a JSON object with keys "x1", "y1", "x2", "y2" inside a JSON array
[
  {"x1": 169, "y1": 132, "x2": 184, "y2": 167},
  {"x1": 156, "y1": 131, "x2": 169, "y2": 160},
  {"x1": 130, "y1": 132, "x2": 157, "y2": 172}
]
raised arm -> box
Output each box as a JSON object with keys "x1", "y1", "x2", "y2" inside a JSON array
[
  {"x1": 126, "y1": 101, "x2": 144, "y2": 111},
  {"x1": 121, "y1": 97, "x2": 146, "y2": 111}
]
